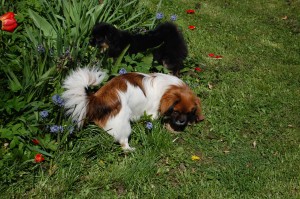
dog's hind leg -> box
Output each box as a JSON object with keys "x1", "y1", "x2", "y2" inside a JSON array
[
  {"x1": 119, "y1": 137, "x2": 135, "y2": 151},
  {"x1": 104, "y1": 119, "x2": 135, "y2": 151},
  {"x1": 103, "y1": 106, "x2": 135, "y2": 151}
]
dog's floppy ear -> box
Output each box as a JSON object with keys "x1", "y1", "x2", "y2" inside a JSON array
[
  {"x1": 159, "y1": 90, "x2": 180, "y2": 115},
  {"x1": 195, "y1": 97, "x2": 205, "y2": 122},
  {"x1": 102, "y1": 24, "x2": 120, "y2": 40}
]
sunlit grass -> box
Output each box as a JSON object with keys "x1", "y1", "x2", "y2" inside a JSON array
[{"x1": 2, "y1": 0, "x2": 300, "y2": 198}]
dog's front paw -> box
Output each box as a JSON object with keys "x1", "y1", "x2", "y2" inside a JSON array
[
  {"x1": 120, "y1": 139, "x2": 135, "y2": 152},
  {"x1": 122, "y1": 146, "x2": 136, "y2": 152}
]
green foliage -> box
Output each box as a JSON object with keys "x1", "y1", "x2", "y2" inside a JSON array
[
  {"x1": 2, "y1": 0, "x2": 299, "y2": 198},
  {"x1": 0, "y1": 0, "x2": 154, "y2": 185},
  {"x1": 113, "y1": 53, "x2": 167, "y2": 74}
]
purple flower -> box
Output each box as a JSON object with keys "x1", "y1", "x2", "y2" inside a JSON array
[
  {"x1": 118, "y1": 68, "x2": 127, "y2": 75},
  {"x1": 170, "y1": 14, "x2": 177, "y2": 21},
  {"x1": 156, "y1": 12, "x2": 164, "y2": 20},
  {"x1": 37, "y1": 44, "x2": 45, "y2": 53},
  {"x1": 146, "y1": 122, "x2": 153, "y2": 130},
  {"x1": 39, "y1": 110, "x2": 49, "y2": 119},
  {"x1": 65, "y1": 47, "x2": 70, "y2": 56},
  {"x1": 52, "y1": 94, "x2": 65, "y2": 107},
  {"x1": 50, "y1": 125, "x2": 63, "y2": 133}
]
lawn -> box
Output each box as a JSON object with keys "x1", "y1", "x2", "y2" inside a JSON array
[{"x1": 1, "y1": 0, "x2": 300, "y2": 198}]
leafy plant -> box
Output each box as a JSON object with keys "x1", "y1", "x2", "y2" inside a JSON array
[{"x1": 0, "y1": 0, "x2": 159, "y2": 186}]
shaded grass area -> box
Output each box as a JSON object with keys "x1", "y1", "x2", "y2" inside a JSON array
[{"x1": 3, "y1": 0, "x2": 300, "y2": 198}]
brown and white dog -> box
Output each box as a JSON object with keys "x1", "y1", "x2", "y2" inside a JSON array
[{"x1": 62, "y1": 67, "x2": 204, "y2": 151}]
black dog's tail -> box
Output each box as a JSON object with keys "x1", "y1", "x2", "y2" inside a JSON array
[
  {"x1": 150, "y1": 22, "x2": 188, "y2": 75},
  {"x1": 153, "y1": 22, "x2": 187, "y2": 55}
]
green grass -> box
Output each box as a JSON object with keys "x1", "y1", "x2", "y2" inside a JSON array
[{"x1": 2, "y1": 0, "x2": 300, "y2": 198}]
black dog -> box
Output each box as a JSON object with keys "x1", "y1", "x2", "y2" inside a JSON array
[{"x1": 90, "y1": 22, "x2": 188, "y2": 76}]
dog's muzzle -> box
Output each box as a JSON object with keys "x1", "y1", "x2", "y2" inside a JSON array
[
  {"x1": 99, "y1": 42, "x2": 109, "y2": 53},
  {"x1": 174, "y1": 114, "x2": 188, "y2": 126}
]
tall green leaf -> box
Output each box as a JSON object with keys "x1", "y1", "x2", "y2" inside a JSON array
[{"x1": 28, "y1": 9, "x2": 57, "y2": 39}]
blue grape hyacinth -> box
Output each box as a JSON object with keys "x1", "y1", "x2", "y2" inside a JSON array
[
  {"x1": 170, "y1": 14, "x2": 177, "y2": 21},
  {"x1": 118, "y1": 68, "x2": 127, "y2": 75},
  {"x1": 50, "y1": 125, "x2": 64, "y2": 133},
  {"x1": 52, "y1": 94, "x2": 65, "y2": 107},
  {"x1": 146, "y1": 122, "x2": 153, "y2": 130},
  {"x1": 37, "y1": 44, "x2": 45, "y2": 53},
  {"x1": 39, "y1": 110, "x2": 49, "y2": 119},
  {"x1": 156, "y1": 12, "x2": 164, "y2": 20}
]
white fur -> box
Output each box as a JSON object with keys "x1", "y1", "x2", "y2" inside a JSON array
[
  {"x1": 62, "y1": 67, "x2": 106, "y2": 128},
  {"x1": 62, "y1": 67, "x2": 184, "y2": 151},
  {"x1": 142, "y1": 73, "x2": 183, "y2": 118},
  {"x1": 105, "y1": 75, "x2": 183, "y2": 151}
]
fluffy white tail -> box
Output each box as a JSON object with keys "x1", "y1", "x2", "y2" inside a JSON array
[{"x1": 62, "y1": 67, "x2": 106, "y2": 128}]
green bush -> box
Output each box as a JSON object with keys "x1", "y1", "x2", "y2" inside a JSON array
[{"x1": 0, "y1": 0, "x2": 156, "y2": 184}]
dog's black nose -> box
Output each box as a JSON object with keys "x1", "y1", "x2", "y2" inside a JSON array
[{"x1": 175, "y1": 115, "x2": 187, "y2": 126}]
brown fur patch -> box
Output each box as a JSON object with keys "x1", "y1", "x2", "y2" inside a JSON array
[
  {"x1": 100, "y1": 42, "x2": 109, "y2": 53},
  {"x1": 101, "y1": 42, "x2": 109, "y2": 49},
  {"x1": 87, "y1": 73, "x2": 145, "y2": 127},
  {"x1": 195, "y1": 97, "x2": 205, "y2": 122},
  {"x1": 159, "y1": 84, "x2": 203, "y2": 120}
]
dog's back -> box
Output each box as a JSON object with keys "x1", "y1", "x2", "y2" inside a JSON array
[
  {"x1": 90, "y1": 22, "x2": 188, "y2": 75},
  {"x1": 151, "y1": 23, "x2": 188, "y2": 75}
]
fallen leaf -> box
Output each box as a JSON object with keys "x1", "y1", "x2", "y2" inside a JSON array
[
  {"x1": 208, "y1": 53, "x2": 215, "y2": 57},
  {"x1": 188, "y1": 25, "x2": 196, "y2": 30},
  {"x1": 282, "y1": 16, "x2": 288, "y2": 20},
  {"x1": 191, "y1": 155, "x2": 201, "y2": 161},
  {"x1": 186, "y1": 9, "x2": 195, "y2": 14},
  {"x1": 179, "y1": 163, "x2": 186, "y2": 171},
  {"x1": 246, "y1": 162, "x2": 252, "y2": 168},
  {"x1": 208, "y1": 82, "x2": 213, "y2": 89},
  {"x1": 208, "y1": 53, "x2": 223, "y2": 59},
  {"x1": 99, "y1": 160, "x2": 105, "y2": 165},
  {"x1": 252, "y1": 141, "x2": 257, "y2": 148}
]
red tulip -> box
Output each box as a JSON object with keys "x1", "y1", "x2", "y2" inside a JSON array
[
  {"x1": 186, "y1": 9, "x2": 195, "y2": 14},
  {"x1": 34, "y1": 153, "x2": 45, "y2": 163},
  {"x1": 215, "y1": 55, "x2": 223, "y2": 59},
  {"x1": 0, "y1": 12, "x2": 18, "y2": 32},
  {"x1": 32, "y1": 139, "x2": 39, "y2": 145},
  {"x1": 188, "y1": 25, "x2": 196, "y2": 30},
  {"x1": 208, "y1": 53, "x2": 215, "y2": 57}
]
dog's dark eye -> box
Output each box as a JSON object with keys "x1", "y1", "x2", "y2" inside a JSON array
[
  {"x1": 187, "y1": 108, "x2": 198, "y2": 122},
  {"x1": 96, "y1": 38, "x2": 103, "y2": 43},
  {"x1": 172, "y1": 111, "x2": 180, "y2": 116}
]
